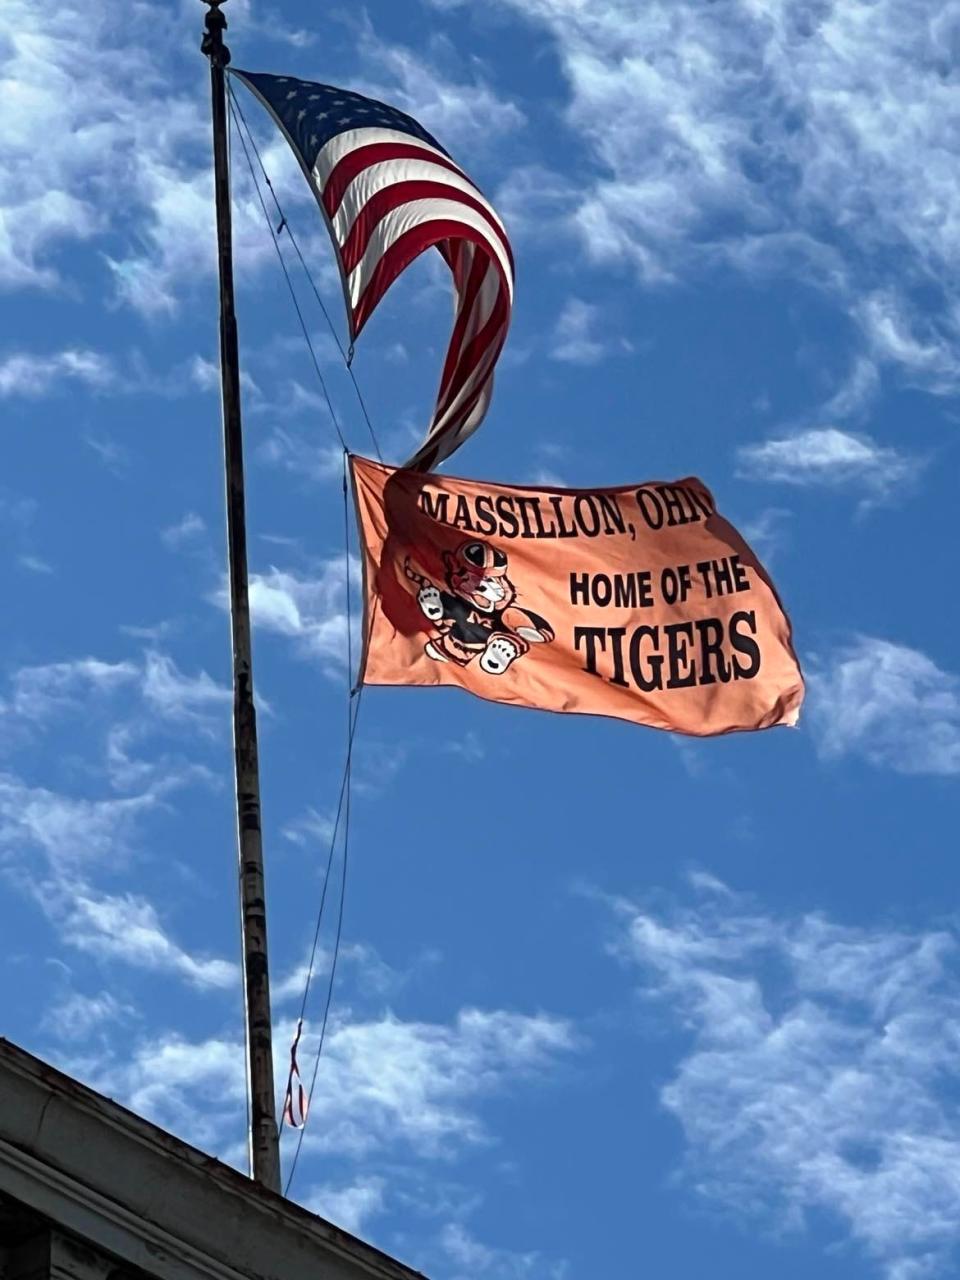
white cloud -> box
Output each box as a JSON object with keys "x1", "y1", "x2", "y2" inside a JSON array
[
  {"x1": 282, "y1": 806, "x2": 335, "y2": 848},
  {"x1": 355, "y1": 27, "x2": 525, "y2": 153},
  {"x1": 615, "y1": 884, "x2": 960, "y2": 1280},
  {"x1": 76, "y1": 1032, "x2": 248, "y2": 1153},
  {"x1": 0, "y1": 772, "x2": 157, "y2": 868},
  {"x1": 466, "y1": 0, "x2": 960, "y2": 388},
  {"x1": 75, "y1": 1003, "x2": 575, "y2": 1162},
  {"x1": 272, "y1": 942, "x2": 403, "y2": 1007},
  {"x1": 61, "y1": 890, "x2": 237, "y2": 990},
  {"x1": 437, "y1": 1221, "x2": 567, "y2": 1280},
  {"x1": 736, "y1": 428, "x2": 922, "y2": 502},
  {"x1": 236, "y1": 559, "x2": 360, "y2": 667},
  {"x1": 856, "y1": 292, "x2": 960, "y2": 393},
  {"x1": 256, "y1": 428, "x2": 344, "y2": 485},
  {"x1": 161, "y1": 513, "x2": 206, "y2": 550},
  {"x1": 18, "y1": 553, "x2": 53, "y2": 574},
  {"x1": 550, "y1": 298, "x2": 630, "y2": 366},
  {"x1": 823, "y1": 357, "x2": 882, "y2": 423},
  {"x1": 739, "y1": 507, "x2": 792, "y2": 566},
  {"x1": 2, "y1": 652, "x2": 229, "y2": 733},
  {"x1": 43, "y1": 990, "x2": 134, "y2": 1041},
  {"x1": 808, "y1": 637, "x2": 960, "y2": 776},
  {"x1": 4, "y1": 657, "x2": 138, "y2": 722},
  {"x1": 300, "y1": 1008, "x2": 577, "y2": 1159},
  {"x1": 0, "y1": 0, "x2": 302, "y2": 311},
  {"x1": 0, "y1": 349, "x2": 116, "y2": 396},
  {"x1": 140, "y1": 651, "x2": 231, "y2": 726},
  {"x1": 304, "y1": 1177, "x2": 386, "y2": 1235}
]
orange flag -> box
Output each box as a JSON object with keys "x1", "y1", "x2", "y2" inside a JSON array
[{"x1": 351, "y1": 457, "x2": 803, "y2": 736}]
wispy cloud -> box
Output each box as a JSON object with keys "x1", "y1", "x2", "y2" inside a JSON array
[
  {"x1": 161, "y1": 512, "x2": 206, "y2": 550},
  {"x1": 355, "y1": 25, "x2": 525, "y2": 153},
  {"x1": 0, "y1": 651, "x2": 234, "y2": 993},
  {"x1": 3, "y1": 652, "x2": 229, "y2": 734},
  {"x1": 614, "y1": 880, "x2": 960, "y2": 1280},
  {"x1": 0, "y1": 0, "x2": 312, "y2": 310},
  {"x1": 736, "y1": 428, "x2": 923, "y2": 504},
  {"x1": 256, "y1": 428, "x2": 344, "y2": 485},
  {"x1": 75, "y1": 1003, "x2": 576, "y2": 1162},
  {"x1": 61, "y1": 890, "x2": 237, "y2": 990},
  {"x1": 42, "y1": 989, "x2": 135, "y2": 1042},
  {"x1": 856, "y1": 292, "x2": 960, "y2": 394},
  {"x1": 0, "y1": 772, "x2": 157, "y2": 869},
  {"x1": 73, "y1": 1032, "x2": 248, "y2": 1153},
  {"x1": 303, "y1": 1177, "x2": 386, "y2": 1235},
  {"x1": 282, "y1": 805, "x2": 335, "y2": 848},
  {"x1": 220, "y1": 559, "x2": 360, "y2": 668},
  {"x1": 140, "y1": 651, "x2": 231, "y2": 727},
  {"x1": 807, "y1": 636, "x2": 960, "y2": 776},
  {"x1": 739, "y1": 507, "x2": 792, "y2": 566},
  {"x1": 550, "y1": 298, "x2": 631, "y2": 366},
  {"x1": 460, "y1": 0, "x2": 960, "y2": 392},
  {"x1": 0, "y1": 349, "x2": 116, "y2": 396},
  {"x1": 436, "y1": 1221, "x2": 568, "y2": 1280},
  {"x1": 18, "y1": 553, "x2": 53, "y2": 574},
  {"x1": 298, "y1": 1008, "x2": 577, "y2": 1159},
  {"x1": 3, "y1": 656, "x2": 137, "y2": 721}
]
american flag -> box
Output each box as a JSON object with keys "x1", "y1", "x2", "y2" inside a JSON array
[
  {"x1": 233, "y1": 70, "x2": 515, "y2": 472},
  {"x1": 282, "y1": 1018, "x2": 308, "y2": 1130}
]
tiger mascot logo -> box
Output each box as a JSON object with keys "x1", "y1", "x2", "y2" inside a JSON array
[{"x1": 404, "y1": 540, "x2": 554, "y2": 675}]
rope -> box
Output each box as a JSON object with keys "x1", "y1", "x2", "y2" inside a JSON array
[
  {"x1": 227, "y1": 85, "x2": 349, "y2": 453},
  {"x1": 280, "y1": 457, "x2": 363, "y2": 1196},
  {"x1": 280, "y1": 692, "x2": 364, "y2": 1193},
  {"x1": 227, "y1": 78, "x2": 384, "y2": 463}
]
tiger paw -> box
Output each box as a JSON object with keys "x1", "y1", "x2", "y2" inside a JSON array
[{"x1": 479, "y1": 634, "x2": 522, "y2": 675}]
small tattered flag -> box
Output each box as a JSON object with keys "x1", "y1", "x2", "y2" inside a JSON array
[
  {"x1": 282, "y1": 1019, "x2": 308, "y2": 1130},
  {"x1": 231, "y1": 69, "x2": 514, "y2": 473}
]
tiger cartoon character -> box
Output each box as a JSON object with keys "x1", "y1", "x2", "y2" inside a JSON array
[{"x1": 404, "y1": 540, "x2": 555, "y2": 675}]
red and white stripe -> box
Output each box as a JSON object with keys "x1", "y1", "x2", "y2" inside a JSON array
[
  {"x1": 311, "y1": 128, "x2": 514, "y2": 471},
  {"x1": 282, "y1": 1021, "x2": 308, "y2": 1130}
]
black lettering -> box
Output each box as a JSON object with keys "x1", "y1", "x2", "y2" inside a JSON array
[
  {"x1": 419, "y1": 490, "x2": 449, "y2": 523},
  {"x1": 569, "y1": 573, "x2": 590, "y2": 606},
  {"x1": 593, "y1": 575, "x2": 612, "y2": 607},
  {"x1": 495, "y1": 494, "x2": 520, "y2": 538},
  {"x1": 629, "y1": 626, "x2": 664, "y2": 692},
  {"x1": 548, "y1": 495, "x2": 579, "y2": 538},
  {"x1": 574, "y1": 626, "x2": 607, "y2": 676},
  {"x1": 713, "y1": 557, "x2": 734, "y2": 595},
  {"x1": 452, "y1": 495, "x2": 475, "y2": 532},
  {"x1": 597, "y1": 494, "x2": 626, "y2": 535},
  {"x1": 608, "y1": 628, "x2": 629, "y2": 687},
  {"x1": 731, "y1": 555, "x2": 750, "y2": 591},
  {"x1": 665, "y1": 621, "x2": 697, "y2": 688},
  {"x1": 686, "y1": 486, "x2": 715, "y2": 519},
  {"x1": 730, "y1": 610, "x2": 761, "y2": 680},
  {"x1": 516, "y1": 496, "x2": 538, "y2": 538},
  {"x1": 531, "y1": 498, "x2": 558, "y2": 539},
  {"x1": 613, "y1": 575, "x2": 637, "y2": 609},
  {"x1": 473, "y1": 495, "x2": 496, "y2": 535},
  {"x1": 695, "y1": 617, "x2": 730, "y2": 686},
  {"x1": 635, "y1": 488, "x2": 664, "y2": 530},
  {"x1": 574, "y1": 495, "x2": 601, "y2": 537},
  {"x1": 656, "y1": 485, "x2": 691, "y2": 527}
]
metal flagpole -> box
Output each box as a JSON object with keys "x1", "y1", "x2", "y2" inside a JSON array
[{"x1": 201, "y1": 0, "x2": 282, "y2": 1194}]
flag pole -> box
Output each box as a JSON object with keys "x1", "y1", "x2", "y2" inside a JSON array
[{"x1": 201, "y1": 0, "x2": 282, "y2": 1194}]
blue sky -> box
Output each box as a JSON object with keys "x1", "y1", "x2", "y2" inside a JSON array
[{"x1": 2, "y1": 1, "x2": 960, "y2": 1277}]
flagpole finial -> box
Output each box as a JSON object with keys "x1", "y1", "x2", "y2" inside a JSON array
[{"x1": 201, "y1": 0, "x2": 231, "y2": 68}]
